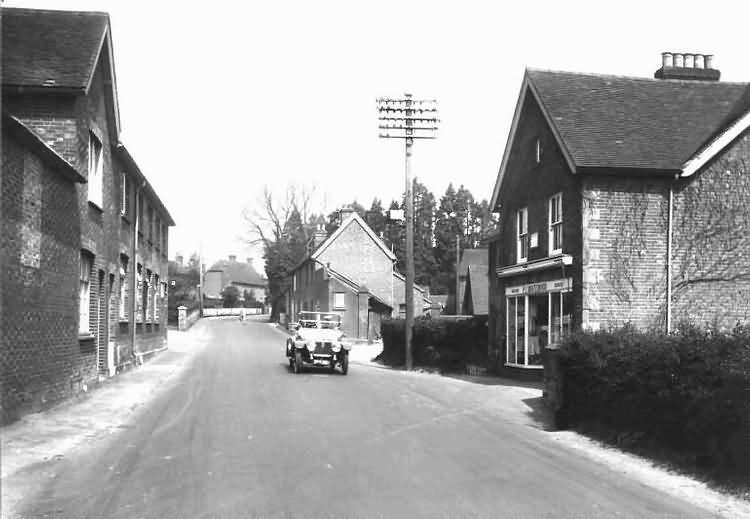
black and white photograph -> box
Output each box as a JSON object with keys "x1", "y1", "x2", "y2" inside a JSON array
[{"x1": 1, "y1": 1, "x2": 749, "y2": 517}]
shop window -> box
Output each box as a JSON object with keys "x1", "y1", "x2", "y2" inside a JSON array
[
  {"x1": 506, "y1": 286, "x2": 572, "y2": 367},
  {"x1": 516, "y1": 207, "x2": 528, "y2": 263},
  {"x1": 549, "y1": 193, "x2": 563, "y2": 254}
]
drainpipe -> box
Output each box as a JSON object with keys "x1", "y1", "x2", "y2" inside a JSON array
[
  {"x1": 666, "y1": 180, "x2": 674, "y2": 334},
  {"x1": 131, "y1": 179, "x2": 146, "y2": 362}
]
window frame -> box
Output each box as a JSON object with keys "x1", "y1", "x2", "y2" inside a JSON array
[
  {"x1": 87, "y1": 132, "x2": 104, "y2": 208},
  {"x1": 535, "y1": 137, "x2": 542, "y2": 164},
  {"x1": 333, "y1": 292, "x2": 346, "y2": 310},
  {"x1": 548, "y1": 192, "x2": 563, "y2": 255},
  {"x1": 516, "y1": 207, "x2": 529, "y2": 263},
  {"x1": 79, "y1": 253, "x2": 93, "y2": 334}
]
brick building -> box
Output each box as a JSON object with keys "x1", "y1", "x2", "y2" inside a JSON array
[
  {"x1": 487, "y1": 53, "x2": 750, "y2": 376},
  {"x1": 1, "y1": 8, "x2": 174, "y2": 423},
  {"x1": 285, "y1": 208, "x2": 431, "y2": 340},
  {"x1": 204, "y1": 255, "x2": 266, "y2": 303}
]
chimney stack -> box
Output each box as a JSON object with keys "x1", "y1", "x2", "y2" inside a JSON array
[
  {"x1": 654, "y1": 51, "x2": 720, "y2": 81},
  {"x1": 312, "y1": 222, "x2": 328, "y2": 249},
  {"x1": 176, "y1": 254, "x2": 184, "y2": 266},
  {"x1": 229, "y1": 254, "x2": 237, "y2": 262},
  {"x1": 339, "y1": 206, "x2": 355, "y2": 224}
]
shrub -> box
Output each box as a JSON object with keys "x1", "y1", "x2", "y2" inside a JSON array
[
  {"x1": 558, "y1": 325, "x2": 750, "y2": 473},
  {"x1": 378, "y1": 316, "x2": 488, "y2": 372}
]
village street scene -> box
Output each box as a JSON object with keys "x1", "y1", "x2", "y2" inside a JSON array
[{"x1": 1, "y1": 2, "x2": 749, "y2": 519}]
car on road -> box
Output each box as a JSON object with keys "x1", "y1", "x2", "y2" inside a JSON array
[{"x1": 286, "y1": 311, "x2": 351, "y2": 374}]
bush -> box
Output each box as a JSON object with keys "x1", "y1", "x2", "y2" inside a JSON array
[
  {"x1": 378, "y1": 316, "x2": 488, "y2": 372},
  {"x1": 558, "y1": 324, "x2": 750, "y2": 473}
]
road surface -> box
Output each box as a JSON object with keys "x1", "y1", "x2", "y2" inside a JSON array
[{"x1": 13, "y1": 316, "x2": 721, "y2": 518}]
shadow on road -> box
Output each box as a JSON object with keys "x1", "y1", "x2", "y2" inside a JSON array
[{"x1": 521, "y1": 396, "x2": 556, "y2": 431}]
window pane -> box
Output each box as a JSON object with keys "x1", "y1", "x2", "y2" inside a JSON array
[
  {"x1": 551, "y1": 292, "x2": 562, "y2": 345},
  {"x1": 529, "y1": 295, "x2": 547, "y2": 365},
  {"x1": 515, "y1": 296, "x2": 525, "y2": 364}
]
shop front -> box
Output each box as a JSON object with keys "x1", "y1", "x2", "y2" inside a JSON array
[{"x1": 504, "y1": 278, "x2": 572, "y2": 369}]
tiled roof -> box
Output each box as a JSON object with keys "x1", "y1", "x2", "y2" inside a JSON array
[
  {"x1": 466, "y1": 265, "x2": 489, "y2": 315},
  {"x1": 208, "y1": 260, "x2": 266, "y2": 288},
  {"x1": 2, "y1": 8, "x2": 109, "y2": 89},
  {"x1": 459, "y1": 249, "x2": 488, "y2": 276},
  {"x1": 527, "y1": 69, "x2": 750, "y2": 170}
]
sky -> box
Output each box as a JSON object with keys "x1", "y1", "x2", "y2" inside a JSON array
[{"x1": 6, "y1": 0, "x2": 750, "y2": 272}]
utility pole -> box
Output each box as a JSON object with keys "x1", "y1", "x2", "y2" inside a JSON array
[
  {"x1": 456, "y1": 233, "x2": 461, "y2": 315},
  {"x1": 377, "y1": 94, "x2": 439, "y2": 370}
]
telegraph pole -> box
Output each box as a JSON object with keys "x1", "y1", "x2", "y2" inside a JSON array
[
  {"x1": 377, "y1": 94, "x2": 439, "y2": 370},
  {"x1": 456, "y1": 234, "x2": 461, "y2": 314}
]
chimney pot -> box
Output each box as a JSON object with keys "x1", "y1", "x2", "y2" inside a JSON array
[
  {"x1": 674, "y1": 53, "x2": 684, "y2": 67},
  {"x1": 705, "y1": 55, "x2": 714, "y2": 69},
  {"x1": 662, "y1": 52, "x2": 673, "y2": 68},
  {"x1": 684, "y1": 53, "x2": 695, "y2": 68},
  {"x1": 695, "y1": 54, "x2": 705, "y2": 69},
  {"x1": 229, "y1": 254, "x2": 237, "y2": 262}
]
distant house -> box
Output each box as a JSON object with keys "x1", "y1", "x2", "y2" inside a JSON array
[
  {"x1": 204, "y1": 255, "x2": 266, "y2": 302},
  {"x1": 285, "y1": 207, "x2": 432, "y2": 340},
  {"x1": 487, "y1": 53, "x2": 750, "y2": 375},
  {"x1": 1, "y1": 8, "x2": 174, "y2": 423},
  {"x1": 457, "y1": 249, "x2": 489, "y2": 316}
]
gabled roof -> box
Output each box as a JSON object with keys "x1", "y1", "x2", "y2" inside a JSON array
[
  {"x1": 458, "y1": 249, "x2": 488, "y2": 277},
  {"x1": 464, "y1": 264, "x2": 489, "y2": 316},
  {"x1": 392, "y1": 271, "x2": 430, "y2": 301},
  {"x1": 326, "y1": 264, "x2": 392, "y2": 309},
  {"x1": 114, "y1": 144, "x2": 175, "y2": 226},
  {"x1": 311, "y1": 212, "x2": 397, "y2": 262},
  {"x1": 3, "y1": 112, "x2": 85, "y2": 183},
  {"x1": 208, "y1": 259, "x2": 266, "y2": 288},
  {"x1": 491, "y1": 68, "x2": 750, "y2": 209},
  {"x1": 2, "y1": 8, "x2": 121, "y2": 137},
  {"x1": 2, "y1": 8, "x2": 108, "y2": 89}
]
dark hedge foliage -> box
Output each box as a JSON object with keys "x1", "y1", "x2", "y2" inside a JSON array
[
  {"x1": 558, "y1": 324, "x2": 750, "y2": 473},
  {"x1": 378, "y1": 316, "x2": 488, "y2": 372}
]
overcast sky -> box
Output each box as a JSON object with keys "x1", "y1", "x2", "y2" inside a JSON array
[{"x1": 7, "y1": 0, "x2": 750, "y2": 271}]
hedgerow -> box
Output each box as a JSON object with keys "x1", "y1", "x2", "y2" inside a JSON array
[
  {"x1": 378, "y1": 316, "x2": 488, "y2": 372},
  {"x1": 558, "y1": 324, "x2": 750, "y2": 473}
]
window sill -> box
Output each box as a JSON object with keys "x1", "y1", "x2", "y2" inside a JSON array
[
  {"x1": 504, "y1": 363, "x2": 543, "y2": 370},
  {"x1": 87, "y1": 200, "x2": 103, "y2": 213}
]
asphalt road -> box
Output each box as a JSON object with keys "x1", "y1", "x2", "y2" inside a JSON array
[{"x1": 15, "y1": 317, "x2": 719, "y2": 519}]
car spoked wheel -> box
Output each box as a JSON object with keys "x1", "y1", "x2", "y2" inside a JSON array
[
  {"x1": 340, "y1": 352, "x2": 348, "y2": 375},
  {"x1": 329, "y1": 359, "x2": 336, "y2": 374},
  {"x1": 294, "y1": 350, "x2": 303, "y2": 374}
]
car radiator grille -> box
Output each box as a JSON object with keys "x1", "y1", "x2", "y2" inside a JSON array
[{"x1": 314, "y1": 341, "x2": 334, "y2": 354}]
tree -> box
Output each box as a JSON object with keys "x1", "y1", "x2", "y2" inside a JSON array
[
  {"x1": 244, "y1": 185, "x2": 317, "y2": 321},
  {"x1": 412, "y1": 178, "x2": 438, "y2": 289},
  {"x1": 433, "y1": 183, "x2": 460, "y2": 294},
  {"x1": 222, "y1": 285, "x2": 240, "y2": 308},
  {"x1": 366, "y1": 198, "x2": 387, "y2": 239}
]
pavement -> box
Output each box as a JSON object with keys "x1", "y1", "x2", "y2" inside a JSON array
[{"x1": 2, "y1": 315, "x2": 749, "y2": 519}]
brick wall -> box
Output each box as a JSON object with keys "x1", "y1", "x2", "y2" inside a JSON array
[
  {"x1": 581, "y1": 176, "x2": 670, "y2": 330},
  {"x1": 317, "y1": 218, "x2": 396, "y2": 309},
  {"x1": 671, "y1": 130, "x2": 750, "y2": 329},
  {"x1": 1, "y1": 132, "x2": 92, "y2": 424}
]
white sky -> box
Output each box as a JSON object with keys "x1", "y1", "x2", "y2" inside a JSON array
[{"x1": 7, "y1": 0, "x2": 750, "y2": 271}]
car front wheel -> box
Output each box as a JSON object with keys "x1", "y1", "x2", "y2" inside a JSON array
[
  {"x1": 340, "y1": 352, "x2": 348, "y2": 375},
  {"x1": 294, "y1": 350, "x2": 303, "y2": 374}
]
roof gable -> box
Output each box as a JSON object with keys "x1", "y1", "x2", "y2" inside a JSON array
[
  {"x1": 208, "y1": 259, "x2": 266, "y2": 287},
  {"x1": 311, "y1": 212, "x2": 396, "y2": 262},
  {"x1": 2, "y1": 8, "x2": 121, "y2": 138},
  {"x1": 491, "y1": 69, "x2": 750, "y2": 209},
  {"x1": 465, "y1": 264, "x2": 489, "y2": 315}
]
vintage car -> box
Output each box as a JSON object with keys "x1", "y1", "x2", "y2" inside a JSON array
[{"x1": 286, "y1": 311, "x2": 351, "y2": 374}]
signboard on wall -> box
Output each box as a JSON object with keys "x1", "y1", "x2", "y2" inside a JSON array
[{"x1": 505, "y1": 277, "x2": 572, "y2": 296}]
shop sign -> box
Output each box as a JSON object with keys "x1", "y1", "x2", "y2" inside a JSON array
[{"x1": 505, "y1": 277, "x2": 572, "y2": 296}]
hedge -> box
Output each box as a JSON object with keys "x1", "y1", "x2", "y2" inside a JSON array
[
  {"x1": 558, "y1": 324, "x2": 750, "y2": 473},
  {"x1": 378, "y1": 316, "x2": 488, "y2": 371}
]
